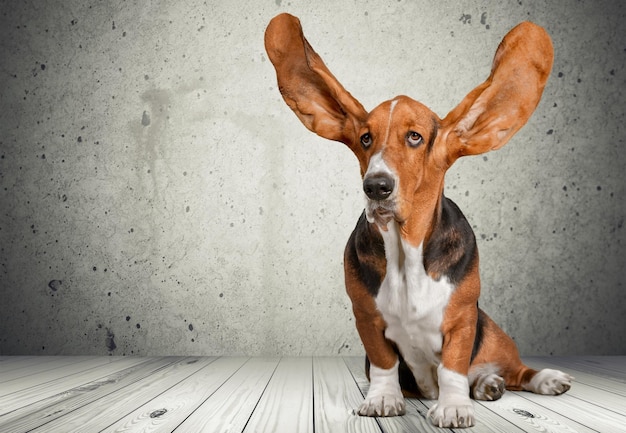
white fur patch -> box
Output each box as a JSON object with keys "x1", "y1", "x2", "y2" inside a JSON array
[
  {"x1": 374, "y1": 222, "x2": 454, "y2": 398},
  {"x1": 382, "y1": 99, "x2": 399, "y2": 147},
  {"x1": 428, "y1": 364, "x2": 474, "y2": 428},
  {"x1": 358, "y1": 360, "x2": 405, "y2": 416},
  {"x1": 364, "y1": 152, "x2": 394, "y2": 179},
  {"x1": 524, "y1": 368, "x2": 573, "y2": 395}
]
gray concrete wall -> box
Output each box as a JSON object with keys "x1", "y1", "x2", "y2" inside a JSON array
[{"x1": 1, "y1": 0, "x2": 624, "y2": 356}]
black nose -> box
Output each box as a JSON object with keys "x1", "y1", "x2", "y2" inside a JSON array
[{"x1": 363, "y1": 175, "x2": 395, "y2": 200}]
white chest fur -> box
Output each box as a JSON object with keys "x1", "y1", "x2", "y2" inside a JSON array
[{"x1": 375, "y1": 221, "x2": 454, "y2": 371}]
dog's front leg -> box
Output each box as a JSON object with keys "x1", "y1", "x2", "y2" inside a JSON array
[
  {"x1": 361, "y1": 357, "x2": 405, "y2": 416},
  {"x1": 427, "y1": 300, "x2": 478, "y2": 428},
  {"x1": 353, "y1": 303, "x2": 405, "y2": 417},
  {"x1": 345, "y1": 266, "x2": 405, "y2": 417}
]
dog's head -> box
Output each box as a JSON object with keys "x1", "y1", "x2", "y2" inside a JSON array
[{"x1": 265, "y1": 14, "x2": 553, "y2": 228}]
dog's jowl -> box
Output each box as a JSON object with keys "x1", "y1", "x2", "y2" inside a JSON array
[{"x1": 265, "y1": 13, "x2": 572, "y2": 429}]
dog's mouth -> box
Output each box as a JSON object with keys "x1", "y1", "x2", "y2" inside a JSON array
[{"x1": 365, "y1": 199, "x2": 397, "y2": 228}]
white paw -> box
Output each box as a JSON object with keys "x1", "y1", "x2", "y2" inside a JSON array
[
  {"x1": 358, "y1": 359, "x2": 405, "y2": 417},
  {"x1": 358, "y1": 393, "x2": 406, "y2": 417},
  {"x1": 427, "y1": 399, "x2": 475, "y2": 428},
  {"x1": 526, "y1": 369, "x2": 573, "y2": 395}
]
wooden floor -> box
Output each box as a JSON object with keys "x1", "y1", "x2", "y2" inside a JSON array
[{"x1": 0, "y1": 356, "x2": 624, "y2": 432}]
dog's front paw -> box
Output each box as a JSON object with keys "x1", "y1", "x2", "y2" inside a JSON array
[
  {"x1": 526, "y1": 369, "x2": 573, "y2": 395},
  {"x1": 359, "y1": 359, "x2": 405, "y2": 417},
  {"x1": 358, "y1": 392, "x2": 406, "y2": 417},
  {"x1": 427, "y1": 399, "x2": 475, "y2": 428}
]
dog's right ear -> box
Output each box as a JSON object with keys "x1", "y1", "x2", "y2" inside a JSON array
[{"x1": 264, "y1": 13, "x2": 367, "y2": 148}]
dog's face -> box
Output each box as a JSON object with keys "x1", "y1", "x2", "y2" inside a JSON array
[
  {"x1": 265, "y1": 14, "x2": 554, "y2": 228},
  {"x1": 355, "y1": 96, "x2": 443, "y2": 226}
]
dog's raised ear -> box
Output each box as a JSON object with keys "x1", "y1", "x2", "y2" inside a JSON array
[
  {"x1": 264, "y1": 13, "x2": 367, "y2": 147},
  {"x1": 441, "y1": 22, "x2": 554, "y2": 164}
]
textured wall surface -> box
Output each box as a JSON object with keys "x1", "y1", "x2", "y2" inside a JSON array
[{"x1": 1, "y1": 0, "x2": 624, "y2": 356}]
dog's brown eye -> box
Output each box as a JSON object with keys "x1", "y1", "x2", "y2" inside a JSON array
[
  {"x1": 407, "y1": 131, "x2": 423, "y2": 147},
  {"x1": 360, "y1": 133, "x2": 373, "y2": 148}
]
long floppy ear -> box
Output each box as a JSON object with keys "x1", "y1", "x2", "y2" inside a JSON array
[
  {"x1": 442, "y1": 21, "x2": 554, "y2": 163},
  {"x1": 264, "y1": 13, "x2": 367, "y2": 146}
]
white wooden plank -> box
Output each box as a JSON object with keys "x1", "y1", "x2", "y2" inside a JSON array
[
  {"x1": 0, "y1": 356, "x2": 53, "y2": 375},
  {"x1": 0, "y1": 357, "x2": 37, "y2": 366},
  {"x1": 526, "y1": 357, "x2": 626, "y2": 382},
  {"x1": 518, "y1": 392, "x2": 626, "y2": 433},
  {"x1": 524, "y1": 358, "x2": 626, "y2": 397},
  {"x1": 523, "y1": 361, "x2": 625, "y2": 416},
  {"x1": 0, "y1": 357, "x2": 146, "y2": 415},
  {"x1": 568, "y1": 356, "x2": 626, "y2": 374},
  {"x1": 242, "y1": 357, "x2": 314, "y2": 433},
  {"x1": 30, "y1": 357, "x2": 216, "y2": 433},
  {"x1": 1, "y1": 355, "x2": 623, "y2": 433},
  {"x1": 0, "y1": 357, "x2": 178, "y2": 433},
  {"x1": 313, "y1": 357, "x2": 381, "y2": 433},
  {"x1": 0, "y1": 356, "x2": 104, "y2": 390},
  {"x1": 172, "y1": 357, "x2": 279, "y2": 433},
  {"x1": 473, "y1": 392, "x2": 598, "y2": 433}
]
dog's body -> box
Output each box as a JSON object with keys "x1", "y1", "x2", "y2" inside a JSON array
[{"x1": 265, "y1": 14, "x2": 572, "y2": 428}]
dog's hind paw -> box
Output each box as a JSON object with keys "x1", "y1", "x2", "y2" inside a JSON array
[
  {"x1": 525, "y1": 368, "x2": 573, "y2": 395},
  {"x1": 357, "y1": 393, "x2": 406, "y2": 417},
  {"x1": 472, "y1": 373, "x2": 506, "y2": 401}
]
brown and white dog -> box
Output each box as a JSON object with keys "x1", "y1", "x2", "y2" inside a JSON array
[{"x1": 265, "y1": 13, "x2": 572, "y2": 428}]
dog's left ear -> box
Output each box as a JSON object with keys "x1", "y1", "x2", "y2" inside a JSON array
[
  {"x1": 264, "y1": 13, "x2": 367, "y2": 148},
  {"x1": 441, "y1": 22, "x2": 554, "y2": 164}
]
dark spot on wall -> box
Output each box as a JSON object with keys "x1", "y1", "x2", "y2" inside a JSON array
[
  {"x1": 141, "y1": 111, "x2": 151, "y2": 126},
  {"x1": 219, "y1": 293, "x2": 224, "y2": 298},
  {"x1": 48, "y1": 280, "x2": 62, "y2": 291},
  {"x1": 136, "y1": 323, "x2": 141, "y2": 329},
  {"x1": 105, "y1": 329, "x2": 116, "y2": 351},
  {"x1": 460, "y1": 14, "x2": 471, "y2": 24},
  {"x1": 126, "y1": 316, "x2": 131, "y2": 321},
  {"x1": 480, "y1": 12, "x2": 490, "y2": 29},
  {"x1": 547, "y1": 129, "x2": 553, "y2": 135},
  {"x1": 188, "y1": 324, "x2": 193, "y2": 331}
]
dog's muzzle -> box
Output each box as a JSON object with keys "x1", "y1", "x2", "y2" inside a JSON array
[{"x1": 363, "y1": 174, "x2": 395, "y2": 201}]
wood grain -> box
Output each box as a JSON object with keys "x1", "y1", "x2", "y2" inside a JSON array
[{"x1": 0, "y1": 355, "x2": 624, "y2": 433}]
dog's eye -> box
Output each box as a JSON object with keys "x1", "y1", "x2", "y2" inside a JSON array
[
  {"x1": 360, "y1": 133, "x2": 373, "y2": 148},
  {"x1": 406, "y1": 131, "x2": 423, "y2": 147}
]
